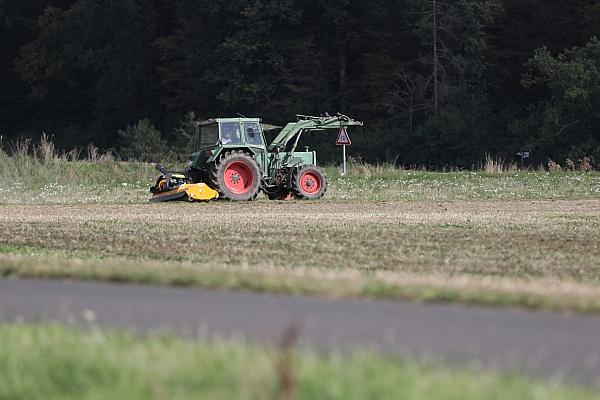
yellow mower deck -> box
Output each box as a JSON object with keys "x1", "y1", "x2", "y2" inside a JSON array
[{"x1": 150, "y1": 183, "x2": 219, "y2": 203}]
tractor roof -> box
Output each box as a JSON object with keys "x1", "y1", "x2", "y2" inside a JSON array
[{"x1": 197, "y1": 117, "x2": 261, "y2": 126}]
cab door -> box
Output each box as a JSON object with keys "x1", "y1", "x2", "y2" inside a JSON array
[{"x1": 243, "y1": 122, "x2": 267, "y2": 175}]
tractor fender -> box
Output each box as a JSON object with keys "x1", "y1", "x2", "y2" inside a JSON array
[
  {"x1": 285, "y1": 163, "x2": 305, "y2": 188},
  {"x1": 207, "y1": 146, "x2": 257, "y2": 163}
]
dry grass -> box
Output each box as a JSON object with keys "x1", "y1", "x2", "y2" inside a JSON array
[
  {"x1": 483, "y1": 154, "x2": 518, "y2": 173},
  {"x1": 1, "y1": 200, "x2": 599, "y2": 312}
]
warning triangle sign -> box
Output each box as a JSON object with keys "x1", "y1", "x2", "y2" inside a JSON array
[{"x1": 336, "y1": 127, "x2": 352, "y2": 145}]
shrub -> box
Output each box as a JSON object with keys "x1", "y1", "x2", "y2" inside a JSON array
[
  {"x1": 170, "y1": 111, "x2": 198, "y2": 155},
  {"x1": 118, "y1": 119, "x2": 166, "y2": 162}
]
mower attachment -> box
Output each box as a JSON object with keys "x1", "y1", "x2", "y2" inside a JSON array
[
  {"x1": 149, "y1": 165, "x2": 219, "y2": 202},
  {"x1": 150, "y1": 182, "x2": 218, "y2": 202}
]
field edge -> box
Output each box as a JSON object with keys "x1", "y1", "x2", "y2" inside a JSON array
[{"x1": 2, "y1": 252, "x2": 600, "y2": 314}]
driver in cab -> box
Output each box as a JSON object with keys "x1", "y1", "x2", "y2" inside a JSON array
[{"x1": 222, "y1": 126, "x2": 240, "y2": 144}]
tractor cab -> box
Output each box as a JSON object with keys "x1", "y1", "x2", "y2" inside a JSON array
[
  {"x1": 191, "y1": 118, "x2": 268, "y2": 181},
  {"x1": 196, "y1": 118, "x2": 266, "y2": 150}
]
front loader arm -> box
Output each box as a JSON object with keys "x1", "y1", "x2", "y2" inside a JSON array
[{"x1": 267, "y1": 113, "x2": 363, "y2": 152}]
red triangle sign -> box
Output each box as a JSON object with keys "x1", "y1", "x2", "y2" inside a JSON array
[{"x1": 336, "y1": 127, "x2": 351, "y2": 145}]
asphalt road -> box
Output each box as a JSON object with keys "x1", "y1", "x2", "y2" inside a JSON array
[{"x1": 1, "y1": 278, "x2": 599, "y2": 386}]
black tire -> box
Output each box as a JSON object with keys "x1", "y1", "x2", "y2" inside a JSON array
[
  {"x1": 209, "y1": 150, "x2": 261, "y2": 201},
  {"x1": 292, "y1": 166, "x2": 327, "y2": 200}
]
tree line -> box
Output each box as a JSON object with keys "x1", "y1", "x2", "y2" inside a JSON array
[{"x1": 1, "y1": 0, "x2": 600, "y2": 168}]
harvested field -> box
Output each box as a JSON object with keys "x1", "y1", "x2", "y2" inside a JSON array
[{"x1": 1, "y1": 199, "x2": 600, "y2": 312}]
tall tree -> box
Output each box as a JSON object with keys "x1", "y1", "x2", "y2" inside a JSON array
[
  {"x1": 521, "y1": 37, "x2": 600, "y2": 164},
  {"x1": 0, "y1": 0, "x2": 76, "y2": 137},
  {"x1": 16, "y1": 0, "x2": 164, "y2": 146}
]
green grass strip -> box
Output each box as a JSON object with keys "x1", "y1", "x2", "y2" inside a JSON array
[{"x1": 0, "y1": 323, "x2": 597, "y2": 400}]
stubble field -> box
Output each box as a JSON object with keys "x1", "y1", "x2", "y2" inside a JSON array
[{"x1": 2, "y1": 197, "x2": 600, "y2": 312}]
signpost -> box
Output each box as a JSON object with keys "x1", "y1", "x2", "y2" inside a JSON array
[
  {"x1": 516, "y1": 151, "x2": 531, "y2": 169},
  {"x1": 336, "y1": 127, "x2": 352, "y2": 176}
]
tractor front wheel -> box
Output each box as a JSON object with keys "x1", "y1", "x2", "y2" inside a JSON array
[
  {"x1": 292, "y1": 166, "x2": 327, "y2": 200},
  {"x1": 210, "y1": 151, "x2": 261, "y2": 201}
]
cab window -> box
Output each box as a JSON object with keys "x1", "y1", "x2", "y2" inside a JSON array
[
  {"x1": 221, "y1": 122, "x2": 242, "y2": 145},
  {"x1": 244, "y1": 122, "x2": 264, "y2": 146},
  {"x1": 199, "y1": 124, "x2": 218, "y2": 148}
]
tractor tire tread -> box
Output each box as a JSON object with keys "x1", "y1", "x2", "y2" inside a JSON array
[
  {"x1": 292, "y1": 165, "x2": 327, "y2": 200},
  {"x1": 208, "y1": 150, "x2": 261, "y2": 201}
]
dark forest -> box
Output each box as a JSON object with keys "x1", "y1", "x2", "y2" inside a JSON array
[{"x1": 2, "y1": 0, "x2": 600, "y2": 167}]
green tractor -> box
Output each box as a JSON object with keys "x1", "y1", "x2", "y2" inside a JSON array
[{"x1": 150, "y1": 113, "x2": 362, "y2": 202}]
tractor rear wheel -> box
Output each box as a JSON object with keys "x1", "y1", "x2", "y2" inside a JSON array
[
  {"x1": 210, "y1": 151, "x2": 261, "y2": 201},
  {"x1": 292, "y1": 166, "x2": 327, "y2": 199}
]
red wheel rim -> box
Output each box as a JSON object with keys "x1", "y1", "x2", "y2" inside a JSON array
[
  {"x1": 299, "y1": 171, "x2": 321, "y2": 194},
  {"x1": 224, "y1": 161, "x2": 254, "y2": 194}
]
